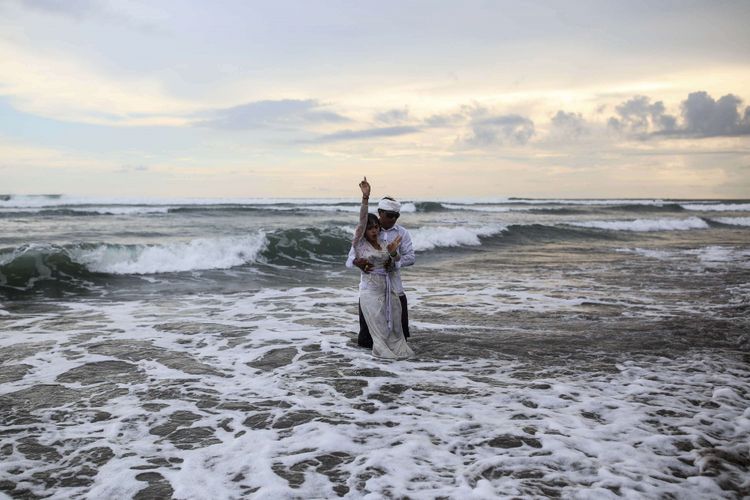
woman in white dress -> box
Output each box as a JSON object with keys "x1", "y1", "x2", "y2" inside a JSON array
[{"x1": 352, "y1": 177, "x2": 415, "y2": 359}]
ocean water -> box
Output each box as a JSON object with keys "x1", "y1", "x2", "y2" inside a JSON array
[{"x1": 1, "y1": 195, "x2": 748, "y2": 499}]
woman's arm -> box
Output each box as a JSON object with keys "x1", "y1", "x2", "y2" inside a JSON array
[{"x1": 352, "y1": 177, "x2": 371, "y2": 245}]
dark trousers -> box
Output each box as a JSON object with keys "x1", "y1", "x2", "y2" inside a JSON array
[{"x1": 358, "y1": 294, "x2": 410, "y2": 348}]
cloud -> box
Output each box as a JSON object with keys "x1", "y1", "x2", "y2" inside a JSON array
[
  {"x1": 424, "y1": 111, "x2": 469, "y2": 128},
  {"x1": 464, "y1": 114, "x2": 535, "y2": 147},
  {"x1": 607, "y1": 95, "x2": 677, "y2": 135},
  {"x1": 116, "y1": 164, "x2": 149, "y2": 173},
  {"x1": 609, "y1": 91, "x2": 750, "y2": 139},
  {"x1": 194, "y1": 99, "x2": 349, "y2": 130},
  {"x1": 677, "y1": 91, "x2": 750, "y2": 137},
  {"x1": 19, "y1": 0, "x2": 96, "y2": 18},
  {"x1": 314, "y1": 126, "x2": 420, "y2": 142},
  {"x1": 375, "y1": 108, "x2": 410, "y2": 124},
  {"x1": 550, "y1": 111, "x2": 588, "y2": 138},
  {"x1": 0, "y1": 39, "x2": 192, "y2": 125},
  {"x1": 10, "y1": 0, "x2": 164, "y2": 34}
]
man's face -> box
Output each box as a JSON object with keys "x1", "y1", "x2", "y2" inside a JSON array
[{"x1": 378, "y1": 209, "x2": 400, "y2": 230}]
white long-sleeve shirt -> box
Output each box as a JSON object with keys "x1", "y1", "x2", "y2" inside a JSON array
[{"x1": 346, "y1": 224, "x2": 415, "y2": 295}]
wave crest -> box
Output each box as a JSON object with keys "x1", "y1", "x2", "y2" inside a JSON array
[
  {"x1": 0, "y1": 244, "x2": 95, "y2": 294},
  {"x1": 568, "y1": 217, "x2": 709, "y2": 232},
  {"x1": 72, "y1": 235, "x2": 267, "y2": 274},
  {"x1": 410, "y1": 224, "x2": 507, "y2": 251},
  {"x1": 681, "y1": 203, "x2": 750, "y2": 212}
]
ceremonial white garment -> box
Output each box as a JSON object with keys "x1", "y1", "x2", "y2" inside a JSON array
[
  {"x1": 346, "y1": 224, "x2": 414, "y2": 295},
  {"x1": 351, "y1": 203, "x2": 414, "y2": 359}
]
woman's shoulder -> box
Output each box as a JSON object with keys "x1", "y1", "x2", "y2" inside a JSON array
[{"x1": 354, "y1": 239, "x2": 371, "y2": 252}]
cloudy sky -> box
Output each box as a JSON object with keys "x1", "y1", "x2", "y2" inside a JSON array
[{"x1": 1, "y1": 0, "x2": 749, "y2": 199}]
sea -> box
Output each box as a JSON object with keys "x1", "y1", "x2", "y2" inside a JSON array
[{"x1": 0, "y1": 194, "x2": 748, "y2": 499}]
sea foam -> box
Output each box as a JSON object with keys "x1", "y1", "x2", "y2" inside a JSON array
[
  {"x1": 410, "y1": 224, "x2": 507, "y2": 251},
  {"x1": 0, "y1": 195, "x2": 354, "y2": 208},
  {"x1": 687, "y1": 246, "x2": 750, "y2": 264},
  {"x1": 681, "y1": 203, "x2": 750, "y2": 211},
  {"x1": 71, "y1": 234, "x2": 267, "y2": 274},
  {"x1": 441, "y1": 204, "x2": 513, "y2": 212},
  {"x1": 3, "y1": 287, "x2": 747, "y2": 498},
  {"x1": 569, "y1": 217, "x2": 709, "y2": 232}
]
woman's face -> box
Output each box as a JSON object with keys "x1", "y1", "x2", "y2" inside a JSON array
[{"x1": 365, "y1": 224, "x2": 380, "y2": 243}]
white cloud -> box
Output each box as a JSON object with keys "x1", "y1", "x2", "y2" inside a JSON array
[
  {"x1": 549, "y1": 111, "x2": 588, "y2": 139},
  {"x1": 608, "y1": 91, "x2": 750, "y2": 139},
  {"x1": 463, "y1": 114, "x2": 535, "y2": 147},
  {"x1": 0, "y1": 40, "x2": 192, "y2": 126},
  {"x1": 1, "y1": 1, "x2": 750, "y2": 197},
  {"x1": 677, "y1": 91, "x2": 750, "y2": 137},
  {"x1": 194, "y1": 99, "x2": 348, "y2": 130}
]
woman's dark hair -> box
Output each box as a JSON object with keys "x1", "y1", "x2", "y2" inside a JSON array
[{"x1": 366, "y1": 213, "x2": 380, "y2": 229}]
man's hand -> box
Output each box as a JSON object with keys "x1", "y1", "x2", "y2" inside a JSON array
[
  {"x1": 353, "y1": 257, "x2": 373, "y2": 273},
  {"x1": 386, "y1": 235, "x2": 402, "y2": 255}
]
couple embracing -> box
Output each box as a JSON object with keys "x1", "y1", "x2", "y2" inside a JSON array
[{"x1": 346, "y1": 177, "x2": 415, "y2": 359}]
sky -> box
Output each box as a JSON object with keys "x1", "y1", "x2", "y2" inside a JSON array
[{"x1": 1, "y1": 0, "x2": 749, "y2": 199}]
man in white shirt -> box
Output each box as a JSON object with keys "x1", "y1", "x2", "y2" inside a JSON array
[{"x1": 346, "y1": 196, "x2": 415, "y2": 348}]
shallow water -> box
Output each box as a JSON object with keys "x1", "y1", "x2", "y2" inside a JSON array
[{"x1": 1, "y1": 197, "x2": 749, "y2": 498}]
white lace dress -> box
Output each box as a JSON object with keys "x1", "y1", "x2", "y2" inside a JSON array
[{"x1": 353, "y1": 201, "x2": 414, "y2": 359}]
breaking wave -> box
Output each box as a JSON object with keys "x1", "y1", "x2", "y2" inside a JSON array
[
  {"x1": 680, "y1": 203, "x2": 750, "y2": 212},
  {"x1": 604, "y1": 203, "x2": 685, "y2": 213},
  {"x1": 2, "y1": 215, "x2": 740, "y2": 296},
  {"x1": 440, "y1": 204, "x2": 513, "y2": 213},
  {"x1": 0, "y1": 235, "x2": 268, "y2": 294},
  {"x1": 0, "y1": 244, "x2": 98, "y2": 296},
  {"x1": 413, "y1": 201, "x2": 449, "y2": 212},
  {"x1": 410, "y1": 224, "x2": 508, "y2": 251},
  {"x1": 72, "y1": 235, "x2": 268, "y2": 274},
  {"x1": 568, "y1": 217, "x2": 710, "y2": 232},
  {"x1": 710, "y1": 217, "x2": 750, "y2": 227}
]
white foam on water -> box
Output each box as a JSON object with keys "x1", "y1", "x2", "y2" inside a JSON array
[
  {"x1": 70, "y1": 233, "x2": 267, "y2": 274},
  {"x1": 81, "y1": 206, "x2": 173, "y2": 215},
  {"x1": 335, "y1": 225, "x2": 356, "y2": 236},
  {"x1": 442, "y1": 204, "x2": 513, "y2": 212},
  {"x1": 259, "y1": 204, "x2": 358, "y2": 213},
  {"x1": 711, "y1": 216, "x2": 750, "y2": 226},
  {"x1": 1, "y1": 289, "x2": 747, "y2": 498},
  {"x1": 0, "y1": 206, "x2": 174, "y2": 215},
  {"x1": 431, "y1": 198, "x2": 670, "y2": 207},
  {"x1": 0, "y1": 195, "x2": 354, "y2": 208},
  {"x1": 686, "y1": 245, "x2": 750, "y2": 264},
  {"x1": 681, "y1": 203, "x2": 750, "y2": 211},
  {"x1": 0, "y1": 205, "x2": 176, "y2": 215},
  {"x1": 508, "y1": 199, "x2": 669, "y2": 206},
  {"x1": 0, "y1": 195, "x2": 420, "y2": 213},
  {"x1": 398, "y1": 202, "x2": 417, "y2": 213},
  {"x1": 267, "y1": 202, "x2": 416, "y2": 214},
  {"x1": 618, "y1": 246, "x2": 750, "y2": 269},
  {"x1": 407, "y1": 271, "x2": 666, "y2": 318},
  {"x1": 616, "y1": 247, "x2": 676, "y2": 260},
  {"x1": 410, "y1": 224, "x2": 507, "y2": 252},
  {"x1": 440, "y1": 203, "x2": 587, "y2": 213},
  {"x1": 569, "y1": 217, "x2": 709, "y2": 232},
  {"x1": 2, "y1": 195, "x2": 703, "y2": 211}
]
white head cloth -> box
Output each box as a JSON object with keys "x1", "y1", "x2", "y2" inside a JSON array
[{"x1": 377, "y1": 198, "x2": 401, "y2": 212}]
